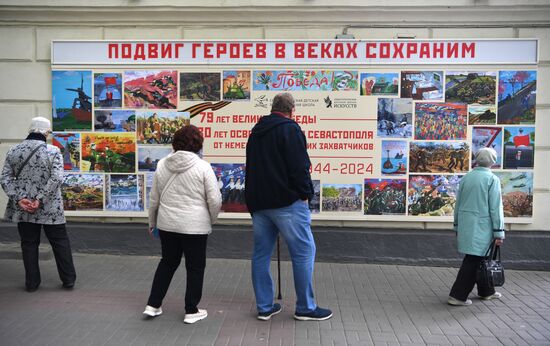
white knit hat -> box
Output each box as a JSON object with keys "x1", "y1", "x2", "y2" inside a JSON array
[
  {"x1": 475, "y1": 147, "x2": 497, "y2": 168},
  {"x1": 29, "y1": 117, "x2": 52, "y2": 134}
]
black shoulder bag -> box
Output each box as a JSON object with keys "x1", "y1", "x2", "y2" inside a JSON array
[
  {"x1": 476, "y1": 240, "x2": 505, "y2": 287},
  {"x1": 14, "y1": 144, "x2": 47, "y2": 180}
]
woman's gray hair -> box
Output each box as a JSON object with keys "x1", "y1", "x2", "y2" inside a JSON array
[
  {"x1": 271, "y1": 93, "x2": 295, "y2": 115},
  {"x1": 475, "y1": 147, "x2": 497, "y2": 168}
]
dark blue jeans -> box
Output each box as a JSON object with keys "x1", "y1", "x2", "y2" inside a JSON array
[{"x1": 251, "y1": 200, "x2": 317, "y2": 314}]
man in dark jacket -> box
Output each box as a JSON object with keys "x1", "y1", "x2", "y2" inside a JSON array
[{"x1": 245, "y1": 93, "x2": 332, "y2": 321}]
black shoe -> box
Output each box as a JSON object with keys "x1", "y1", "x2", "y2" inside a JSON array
[
  {"x1": 294, "y1": 307, "x2": 333, "y2": 321},
  {"x1": 62, "y1": 282, "x2": 75, "y2": 289},
  {"x1": 257, "y1": 303, "x2": 282, "y2": 321},
  {"x1": 26, "y1": 286, "x2": 39, "y2": 292}
]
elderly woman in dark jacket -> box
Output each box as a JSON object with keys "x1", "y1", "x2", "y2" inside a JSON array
[{"x1": 1, "y1": 117, "x2": 76, "y2": 292}]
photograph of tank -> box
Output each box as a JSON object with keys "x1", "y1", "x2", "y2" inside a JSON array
[
  {"x1": 445, "y1": 71, "x2": 496, "y2": 104},
  {"x1": 468, "y1": 105, "x2": 496, "y2": 125},
  {"x1": 223, "y1": 71, "x2": 251, "y2": 100}
]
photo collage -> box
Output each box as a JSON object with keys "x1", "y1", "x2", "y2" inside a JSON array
[
  {"x1": 364, "y1": 70, "x2": 535, "y2": 218},
  {"x1": 52, "y1": 68, "x2": 536, "y2": 218}
]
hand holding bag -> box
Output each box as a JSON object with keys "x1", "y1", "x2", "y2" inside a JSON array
[{"x1": 477, "y1": 240, "x2": 505, "y2": 287}]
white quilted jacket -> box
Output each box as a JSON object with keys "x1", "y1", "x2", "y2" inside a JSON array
[{"x1": 148, "y1": 150, "x2": 222, "y2": 234}]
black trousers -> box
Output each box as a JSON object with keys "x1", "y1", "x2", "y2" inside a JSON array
[
  {"x1": 17, "y1": 222, "x2": 77, "y2": 289},
  {"x1": 147, "y1": 231, "x2": 208, "y2": 314},
  {"x1": 449, "y1": 254, "x2": 495, "y2": 301}
]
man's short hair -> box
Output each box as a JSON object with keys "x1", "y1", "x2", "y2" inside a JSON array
[{"x1": 271, "y1": 93, "x2": 295, "y2": 115}]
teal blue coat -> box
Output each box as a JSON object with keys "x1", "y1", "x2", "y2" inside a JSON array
[{"x1": 453, "y1": 167, "x2": 505, "y2": 256}]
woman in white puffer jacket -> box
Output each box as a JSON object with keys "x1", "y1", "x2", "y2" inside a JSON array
[{"x1": 143, "y1": 125, "x2": 221, "y2": 324}]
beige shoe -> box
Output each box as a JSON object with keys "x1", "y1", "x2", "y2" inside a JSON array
[
  {"x1": 184, "y1": 309, "x2": 207, "y2": 324},
  {"x1": 480, "y1": 292, "x2": 502, "y2": 300},
  {"x1": 447, "y1": 297, "x2": 472, "y2": 306}
]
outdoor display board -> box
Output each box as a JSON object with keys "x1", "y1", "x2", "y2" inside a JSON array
[{"x1": 51, "y1": 40, "x2": 538, "y2": 222}]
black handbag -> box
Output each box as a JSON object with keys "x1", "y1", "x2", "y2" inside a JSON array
[{"x1": 477, "y1": 240, "x2": 505, "y2": 287}]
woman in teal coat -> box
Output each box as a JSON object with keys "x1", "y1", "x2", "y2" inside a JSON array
[{"x1": 448, "y1": 147, "x2": 505, "y2": 306}]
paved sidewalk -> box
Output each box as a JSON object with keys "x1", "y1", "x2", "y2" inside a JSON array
[{"x1": 0, "y1": 253, "x2": 549, "y2": 346}]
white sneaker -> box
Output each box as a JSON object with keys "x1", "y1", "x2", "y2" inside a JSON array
[
  {"x1": 447, "y1": 297, "x2": 472, "y2": 306},
  {"x1": 143, "y1": 305, "x2": 163, "y2": 317},
  {"x1": 480, "y1": 292, "x2": 502, "y2": 300},
  {"x1": 184, "y1": 309, "x2": 207, "y2": 324}
]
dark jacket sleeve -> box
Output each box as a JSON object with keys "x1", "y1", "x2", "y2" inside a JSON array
[{"x1": 282, "y1": 124, "x2": 313, "y2": 200}]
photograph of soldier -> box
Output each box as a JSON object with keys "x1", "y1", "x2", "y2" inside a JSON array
[
  {"x1": 409, "y1": 141, "x2": 470, "y2": 173},
  {"x1": 414, "y1": 103, "x2": 468, "y2": 140},
  {"x1": 471, "y1": 127, "x2": 503, "y2": 169},
  {"x1": 124, "y1": 70, "x2": 178, "y2": 109},
  {"x1": 80, "y1": 133, "x2": 136, "y2": 173},
  {"x1": 468, "y1": 105, "x2": 496, "y2": 125},
  {"x1": 377, "y1": 98, "x2": 413, "y2": 138},
  {"x1": 493, "y1": 171, "x2": 533, "y2": 217},
  {"x1": 321, "y1": 184, "x2": 362, "y2": 212},
  {"x1": 136, "y1": 111, "x2": 190, "y2": 145},
  {"x1": 211, "y1": 163, "x2": 247, "y2": 213},
  {"x1": 408, "y1": 175, "x2": 462, "y2": 217},
  {"x1": 364, "y1": 179, "x2": 406, "y2": 215}
]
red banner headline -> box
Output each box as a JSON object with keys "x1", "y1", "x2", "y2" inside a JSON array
[{"x1": 107, "y1": 41, "x2": 477, "y2": 62}]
